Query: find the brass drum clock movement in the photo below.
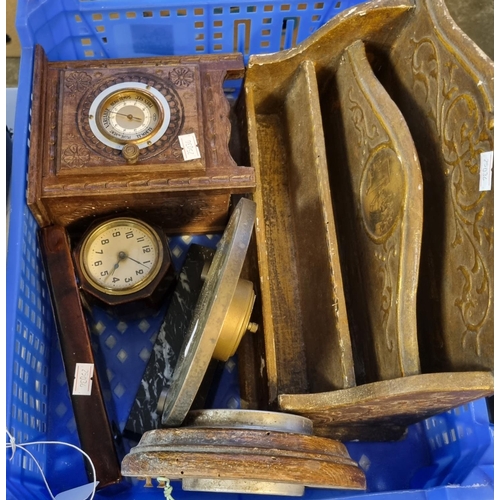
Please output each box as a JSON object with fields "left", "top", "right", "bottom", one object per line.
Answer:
{"left": 27, "top": 45, "right": 255, "bottom": 234}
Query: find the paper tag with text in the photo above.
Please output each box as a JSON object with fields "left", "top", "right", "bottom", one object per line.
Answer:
{"left": 479, "top": 151, "right": 494, "bottom": 191}
{"left": 72, "top": 363, "right": 94, "bottom": 396}
{"left": 178, "top": 133, "right": 201, "bottom": 161}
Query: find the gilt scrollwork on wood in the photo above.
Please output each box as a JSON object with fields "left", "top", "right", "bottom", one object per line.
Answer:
{"left": 410, "top": 34, "right": 493, "bottom": 362}
{"left": 378, "top": 0, "right": 495, "bottom": 372}
{"left": 330, "top": 40, "right": 423, "bottom": 383}
{"left": 361, "top": 145, "right": 405, "bottom": 352}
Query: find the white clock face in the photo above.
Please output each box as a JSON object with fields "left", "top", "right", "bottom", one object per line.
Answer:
{"left": 88, "top": 82, "right": 171, "bottom": 150}
{"left": 80, "top": 218, "right": 163, "bottom": 295}
{"left": 101, "top": 91, "right": 161, "bottom": 142}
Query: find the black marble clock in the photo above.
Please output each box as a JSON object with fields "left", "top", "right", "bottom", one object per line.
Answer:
{"left": 125, "top": 244, "right": 215, "bottom": 437}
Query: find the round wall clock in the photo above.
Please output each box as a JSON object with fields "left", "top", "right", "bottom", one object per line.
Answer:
{"left": 74, "top": 216, "right": 175, "bottom": 312}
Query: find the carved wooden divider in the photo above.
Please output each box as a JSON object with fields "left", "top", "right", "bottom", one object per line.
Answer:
{"left": 376, "top": 0, "right": 494, "bottom": 376}
{"left": 243, "top": 0, "right": 493, "bottom": 440}
{"left": 245, "top": 59, "right": 355, "bottom": 405}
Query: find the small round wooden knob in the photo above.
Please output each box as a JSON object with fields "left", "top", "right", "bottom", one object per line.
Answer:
{"left": 122, "top": 143, "right": 140, "bottom": 164}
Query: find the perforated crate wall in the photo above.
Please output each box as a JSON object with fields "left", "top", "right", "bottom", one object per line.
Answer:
{"left": 16, "top": 0, "right": 366, "bottom": 64}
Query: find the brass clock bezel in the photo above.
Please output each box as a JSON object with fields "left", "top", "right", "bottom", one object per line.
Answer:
{"left": 78, "top": 217, "right": 165, "bottom": 297}
{"left": 88, "top": 82, "right": 171, "bottom": 150}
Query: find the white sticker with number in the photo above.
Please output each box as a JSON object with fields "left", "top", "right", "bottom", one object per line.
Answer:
{"left": 72, "top": 363, "right": 94, "bottom": 396}
{"left": 178, "top": 133, "right": 201, "bottom": 161}
{"left": 479, "top": 151, "right": 494, "bottom": 191}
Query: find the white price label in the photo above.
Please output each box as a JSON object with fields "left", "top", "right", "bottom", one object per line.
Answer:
{"left": 479, "top": 151, "right": 494, "bottom": 191}
{"left": 72, "top": 363, "right": 94, "bottom": 396}
{"left": 178, "top": 133, "right": 201, "bottom": 161}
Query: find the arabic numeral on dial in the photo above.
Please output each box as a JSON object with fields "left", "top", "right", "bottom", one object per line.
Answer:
{"left": 112, "top": 277, "right": 120, "bottom": 283}
{"left": 125, "top": 277, "right": 133, "bottom": 283}
{"left": 100, "top": 270, "right": 108, "bottom": 277}
{"left": 136, "top": 269, "right": 144, "bottom": 275}
{"left": 126, "top": 231, "right": 134, "bottom": 239}
{"left": 101, "top": 239, "right": 109, "bottom": 245}
{"left": 143, "top": 246, "right": 151, "bottom": 253}
{"left": 112, "top": 231, "right": 121, "bottom": 238}
{"left": 94, "top": 260, "right": 102, "bottom": 266}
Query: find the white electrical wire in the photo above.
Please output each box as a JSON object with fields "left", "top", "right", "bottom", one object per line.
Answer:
{"left": 6, "top": 429, "right": 98, "bottom": 500}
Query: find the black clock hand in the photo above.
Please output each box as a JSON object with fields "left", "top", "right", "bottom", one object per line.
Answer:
{"left": 126, "top": 255, "right": 151, "bottom": 269}
{"left": 104, "top": 252, "right": 127, "bottom": 281}
{"left": 108, "top": 111, "right": 142, "bottom": 122}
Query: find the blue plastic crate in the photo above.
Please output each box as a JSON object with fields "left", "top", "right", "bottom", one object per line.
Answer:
{"left": 6, "top": 0, "right": 493, "bottom": 499}
{"left": 15, "top": 0, "right": 365, "bottom": 65}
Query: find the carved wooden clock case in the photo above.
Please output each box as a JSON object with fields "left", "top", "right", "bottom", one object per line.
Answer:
{"left": 27, "top": 45, "right": 255, "bottom": 235}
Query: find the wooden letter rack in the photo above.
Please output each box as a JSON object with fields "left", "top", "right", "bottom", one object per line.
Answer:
{"left": 243, "top": 0, "right": 494, "bottom": 441}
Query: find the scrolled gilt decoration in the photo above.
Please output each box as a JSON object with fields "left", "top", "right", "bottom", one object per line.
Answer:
{"left": 244, "top": 0, "right": 493, "bottom": 442}
{"left": 410, "top": 36, "right": 492, "bottom": 358}
{"left": 382, "top": 0, "right": 494, "bottom": 372}
{"left": 330, "top": 40, "right": 422, "bottom": 383}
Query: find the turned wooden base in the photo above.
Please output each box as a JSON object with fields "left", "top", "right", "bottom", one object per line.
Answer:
{"left": 121, "top": 410, "right": 366, "bottom": 495}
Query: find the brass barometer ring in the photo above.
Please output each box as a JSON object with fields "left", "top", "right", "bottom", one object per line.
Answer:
{"left": 88, "top": 81, "right": 171, "bottom": 150}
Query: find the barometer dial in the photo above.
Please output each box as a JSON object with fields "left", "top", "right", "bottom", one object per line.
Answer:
{"left": 88, "top": 82, "right": 171, "bottom": 150}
